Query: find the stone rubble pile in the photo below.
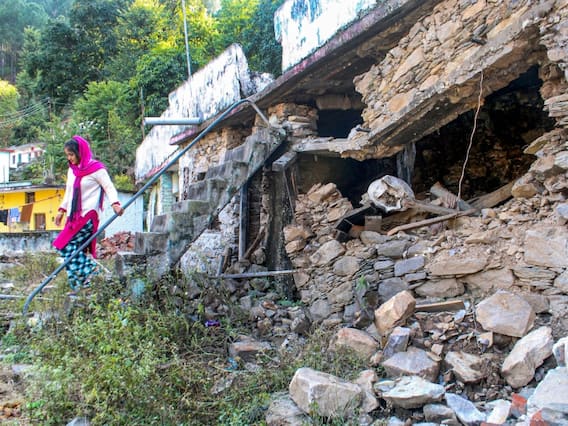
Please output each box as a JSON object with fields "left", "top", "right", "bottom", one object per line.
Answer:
{"left": 258, "top": 125, "right": 567, "bottom": 424}
{"left": 182, "top": 142, "right": 567, "bottom": 425}
{"left": 172, "top": 98, "right": 568, "bottom": 426}
{"left": 97, "top": 231, "right": 135, "bottom": 259}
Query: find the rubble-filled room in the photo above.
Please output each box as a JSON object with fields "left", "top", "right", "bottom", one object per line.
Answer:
{"left": 412, "top": 65, "right": 556, "bottom": 201}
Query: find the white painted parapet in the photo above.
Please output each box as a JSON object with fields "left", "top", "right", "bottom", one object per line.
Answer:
{"left": 135, "top": 44, "right": 273, "bottom": 182}
{"left": 274, "top": 0, "right": 379, "bottom": 71}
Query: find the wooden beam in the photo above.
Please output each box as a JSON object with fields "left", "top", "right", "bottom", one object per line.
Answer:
{"left": 468, "top": 181, "right": 513, "bottom": 210}
{"left": 404, "top": 199, "right": 463, "bottom": 216}
{"left": 238, "top": 184, "right": 248, "bottom": 261}
{"left": 387, "top": 208, "right": 477, "bottom": 236}
{"left": 415, "top": 299, "right": 466, "bottom": 312}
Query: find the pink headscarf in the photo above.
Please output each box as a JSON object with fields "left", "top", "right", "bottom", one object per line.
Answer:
{"left": 69, "top": 135, "right": 105, "bottom": 177}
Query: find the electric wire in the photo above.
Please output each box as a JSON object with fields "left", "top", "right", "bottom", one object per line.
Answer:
{"left": 0, "top": 98, "right": 51, "bottom": 128}
{"left": 457, "top": 71, "right": 484, "bottom": 203}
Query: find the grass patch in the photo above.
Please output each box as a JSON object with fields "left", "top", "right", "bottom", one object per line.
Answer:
{"left": 1, "top": 254, "right": 375, "bottom": 425}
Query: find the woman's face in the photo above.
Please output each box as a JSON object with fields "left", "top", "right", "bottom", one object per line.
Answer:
{"left": 64, "top": 147, "right": 79, "bottom": 165}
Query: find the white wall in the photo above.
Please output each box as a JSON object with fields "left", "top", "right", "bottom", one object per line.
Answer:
{"left": 0, "top": 152, "right": 10, "bottom": 183}
{"left": 99, "top": 191, "right": 144, "bottom": 236}
{"left": 135, "top": 44, "right": 273, "bottom": 182}
{"left": 274, "top": 0, "right": 380, "bottom": 71}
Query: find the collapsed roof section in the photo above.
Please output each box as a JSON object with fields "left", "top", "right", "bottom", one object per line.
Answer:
{"left": 152, "top": 0, "right": 444, "bottom": 147}
{"left": 340, "top": 0, "right": 561, "bottom": 161}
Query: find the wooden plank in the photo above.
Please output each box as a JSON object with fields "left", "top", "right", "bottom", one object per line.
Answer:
{"left": 404, "top": 199, "right": 462, "bottom": 216}
{"left": 243, "top": 226, "right": 266, "bottom": 260}
{"left": 213, "top": 269, "right": 298, "bottom": 279}
{"left": 415, "top": 299, "right": 466, "bottom": 312}
{"left": 238, "top": 184, "right": 248, "bottom": 261}
{"left": 386, "top": 208, "right": 477, "bottom": 236}
{"left": 468, "top": 181, "right": 513, "bottom": 209}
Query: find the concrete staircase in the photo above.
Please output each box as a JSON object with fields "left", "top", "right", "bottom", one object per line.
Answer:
{"left": 115, "top": 126, "right": 286, "bottom": 281}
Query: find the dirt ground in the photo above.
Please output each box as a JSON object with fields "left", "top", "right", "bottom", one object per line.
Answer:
{"left": 0, "top": 365, "right": 25, "bottom": 423}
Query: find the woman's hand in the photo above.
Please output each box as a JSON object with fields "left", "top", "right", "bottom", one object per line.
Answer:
{"left": 55, "top": 211, "right": 64, "bottom": 226}
{"left": 112, "top": 203, "right": 124, "bottom": 216}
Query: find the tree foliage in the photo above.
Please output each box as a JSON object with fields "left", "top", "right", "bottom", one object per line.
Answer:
{"left": 215, "top": 0, "right": 259, "bottom": 51}
{"left": 132, "top": 47, "right": 187, "bottom": 118}
{"left": 72, "top": 80, "right": 139, "bottom": 177}
{"left": 4, "top": 0, "right": 285, "bottom": 184}
{"left": 0, "top": 80, "right": 20, "bottom": 146}
{"left": 107, "top": 0, "right": 172, "bottom": 82}
{"left": 0, "top": 0, "right": 48, "bottom": 82}
{"left": 178, "top": 0, "right": 220, "bottom": 71}
{"left": 240, "top": 0, "right": 283, "bottom": 75}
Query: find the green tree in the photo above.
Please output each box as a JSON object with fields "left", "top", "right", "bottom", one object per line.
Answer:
{"left": 72, "top": 80, "right": 139, "bottom": 177}
{"left": 23, "top": 0, "right": 132, "bottom": 107}
{"left": 132, "top": 46, "right": 187, "bottom": 118}
{"left": 215, "top": 0, "right": 258, "bottom": 51}
{"left": 107, "top": 0, "right": 171, "bottom": 82}
{"left": 68, "top": 0, "right": 131, "bottom": 83}
{"left": 23, "top": 18, "right": 82, "bottom": 105}
{"left": 0, "top": 80, "right": 21, "bottom": 146}
{"left": 34, "top": 0, "right": 73, "bottom": 19}
{"left": 178, "top": 0, "right": 220, "bottom": 71}
{"left": 0, "top": 0, "right": 47, "bottom": 81}
{"left": 240, "top": 0, "right": 283, "bottom": 75}
{"left": 13, "top": 28, "right": 51, "bottom": 144}
{"left": 36, "top": 119, "right": 81, "bottom": 183}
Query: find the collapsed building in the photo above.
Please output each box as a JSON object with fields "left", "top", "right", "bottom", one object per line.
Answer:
{"left": 128, "top": 0, "right": 568, "bottom": 423}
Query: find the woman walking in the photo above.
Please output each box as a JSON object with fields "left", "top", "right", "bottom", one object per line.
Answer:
{"left": 53, "top": 135, "right": 124, "bottom": 291}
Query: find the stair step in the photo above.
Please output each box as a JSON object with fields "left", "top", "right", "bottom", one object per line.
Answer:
{"left": 185, "top": 178, "right": 227, "bottom": 202}
{"left": 115, "top": 251, "right": 147, "bottom": 279}
{"left": 224, "top": 143, "right": 249, "bottom": 162}
{"left": 165, "top": 214, "right": 210, "bottom": 262}
{"left": 134, "top": 231, "right": 168, "bottom": 255}
{"left": 146, "top": 128, "right": 287, "bottom": 273}
{"left": 172, "top": 199, "right": 210, "bottom": 215}
{"left": 204, "top": 160, "right": 249, "bottom": 181}
{"left": 150, "top": 214, "right": 169, "bottom": 232}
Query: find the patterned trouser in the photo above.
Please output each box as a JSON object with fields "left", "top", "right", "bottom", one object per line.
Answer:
{"left": 58, "top": 220, "right": 98, "bottom": 290}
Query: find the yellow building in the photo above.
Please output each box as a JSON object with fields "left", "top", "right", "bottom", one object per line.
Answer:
{"left": 0, "top": 182, "right": 65, "bottom": 232}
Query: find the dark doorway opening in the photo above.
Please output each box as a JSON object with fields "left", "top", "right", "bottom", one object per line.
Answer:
{"left": 412, "top": 65, "right": 555, "bottom": 201}
{"left": 317, "top": 109, "right": 363, "bottom": 138}
{"left": 296, "top": 154, "right": 397, "bottom": 206}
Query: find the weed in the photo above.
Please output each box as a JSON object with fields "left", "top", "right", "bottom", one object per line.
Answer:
{"left": 1, "top": 254, "right": 379, "bottom": 425}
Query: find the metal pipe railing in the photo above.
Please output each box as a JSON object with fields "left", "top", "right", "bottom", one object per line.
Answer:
{"left": 23, "top": 98, "right": 272, "bottom": 315}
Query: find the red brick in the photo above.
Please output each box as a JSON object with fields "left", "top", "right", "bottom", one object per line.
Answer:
{"left": 511, "top": 393, "right": 527, "bottom": 418}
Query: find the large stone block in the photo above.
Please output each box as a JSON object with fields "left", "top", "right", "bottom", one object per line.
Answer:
{"left": 476, "top": 291, "right": 535, "bottom": 337}
{"left": 289, "top": 367, "right": 363, "bottom": 418}
{"left": 524, "top": 226, "right": 568, "bottom": 268}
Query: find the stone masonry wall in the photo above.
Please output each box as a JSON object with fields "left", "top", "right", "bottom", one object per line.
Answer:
{"left": 277, "top": 0, "right": 568, "bottom": 334}
{"left": 178, "top": 127, "right": 249, "bottom": 198}
{"left": 344, "top": 0, "right": 567, "bottom": 160}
